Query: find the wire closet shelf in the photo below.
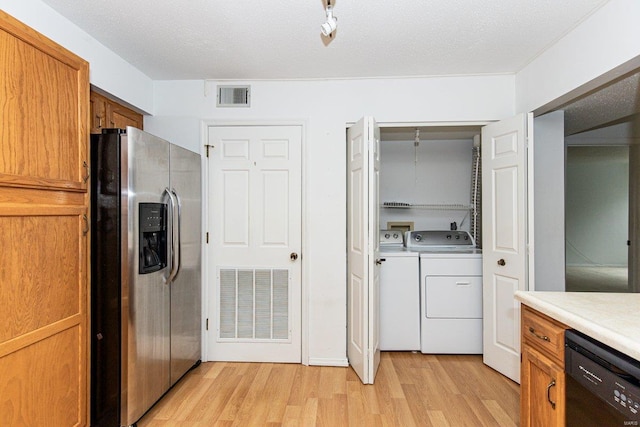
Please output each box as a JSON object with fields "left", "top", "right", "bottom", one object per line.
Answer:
{"left": 381, "top": 202, "right": 473, "bottom": 211}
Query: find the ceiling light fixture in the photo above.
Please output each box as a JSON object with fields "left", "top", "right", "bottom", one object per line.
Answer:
{"left": 321, "top": 2, "right": 337, "bottom": 37}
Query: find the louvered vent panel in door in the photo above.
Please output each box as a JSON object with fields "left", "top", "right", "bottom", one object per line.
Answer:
{"left": 237, "top": 269, "right": 254, "bottom": 338}
{"left": 219, "top": 269, "right": 237, "bottom": 338}
{"left": 218, "top": 268, "right": 289, "bottom": 340}
{"left": 255, "top": 270, "right": 271, "bottom": 339}
{"left": 273, "top": 269, "right": 289, "bottom": 339}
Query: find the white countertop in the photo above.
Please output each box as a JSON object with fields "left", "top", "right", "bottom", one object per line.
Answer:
{"left": 515, "top": 291, "right": 640, "bottom": 361}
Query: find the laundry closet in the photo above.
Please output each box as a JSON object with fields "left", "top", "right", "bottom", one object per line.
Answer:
{"left": 378, "top": 125, "right": 484, "bottom": 355}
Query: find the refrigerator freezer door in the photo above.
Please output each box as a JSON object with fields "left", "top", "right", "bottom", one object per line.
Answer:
{"left": 169, "top": 144, "right": 202, "bottom": 385}
{"left": 90, "top": 130, "right": 123, "bottom": 426}
{"left": 122, "top": 127, "right": 172, "bottom": 426}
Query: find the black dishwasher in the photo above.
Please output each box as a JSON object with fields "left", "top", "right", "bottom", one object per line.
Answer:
{"left": 565, "top": 329, "right": 640, "bottom": 426}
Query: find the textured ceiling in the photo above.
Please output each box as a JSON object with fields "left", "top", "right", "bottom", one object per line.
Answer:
{"left": 40, "top": 0, "right": 609, "bottom": 80}
{"left": 563, "top": 72, "right": 640, "bottom": 136}
{"left": 40, "top": 0, "right": 640, "bottom": 136}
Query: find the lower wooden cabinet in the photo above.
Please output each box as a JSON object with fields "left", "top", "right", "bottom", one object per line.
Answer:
{"left": 520, "top": 305, "right": 568, "bottom": 427}
{"left": 0, "top": 187, "right": 89, "bottom": 427}
{"left": 521, "top": 344, "right": 565, "bottom": 426}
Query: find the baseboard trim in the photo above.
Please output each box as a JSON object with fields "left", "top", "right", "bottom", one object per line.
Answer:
{"left": 308, "top": 357, "right": 349, "bottom": 367}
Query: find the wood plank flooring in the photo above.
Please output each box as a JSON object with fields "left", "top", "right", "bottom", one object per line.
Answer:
{"left": 138, "top": 352, "right": 520, "bottom": 426}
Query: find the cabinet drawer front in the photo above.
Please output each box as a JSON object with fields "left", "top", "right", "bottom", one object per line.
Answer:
{"left": 522, "top": 306, "right": 566, "bottom": 363}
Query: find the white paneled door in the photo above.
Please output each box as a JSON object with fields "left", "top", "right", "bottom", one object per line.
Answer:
{"left": 347, "top": 117, "right": 381, "bottom": 384}
{"left": 206, "top": 125, "right": 302, "bottom": 362}
{"left": 481, "top": 113, "right": 528, "bottom": 383}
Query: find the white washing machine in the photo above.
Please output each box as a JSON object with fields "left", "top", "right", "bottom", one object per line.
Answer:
{"left": 379, "top": 230, "right": 420, "bottom": 351}
{"left": 405, "top": 230, "right": 483, "bottom": 354}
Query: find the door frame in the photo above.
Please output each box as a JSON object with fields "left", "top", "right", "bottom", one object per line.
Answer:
{"left": 345, "top": 118, "right": 537, "bottom": 375}
{"left": 200, "top": 119, "right": 309, "bottom": 365}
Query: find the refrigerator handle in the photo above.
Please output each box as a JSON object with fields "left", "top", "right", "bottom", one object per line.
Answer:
{"left": 171, "top": 188, "right": 182, "bottom": 280}
{"left": 163, "top": 187, "right": 180, "bottom": 284}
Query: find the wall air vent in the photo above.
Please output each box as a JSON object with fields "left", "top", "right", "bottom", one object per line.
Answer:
{"left": 217, "top": 85, "right": 251, "bottom": 107}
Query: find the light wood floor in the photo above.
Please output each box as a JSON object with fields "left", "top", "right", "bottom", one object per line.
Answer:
{"left": 138, "top": 352, "right": 520, "bottom": 426}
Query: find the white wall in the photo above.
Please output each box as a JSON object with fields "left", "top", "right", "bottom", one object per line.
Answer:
{"left": 532, "top": 111, "right": 565, "bottom": 291}
{"left": 0, "top": 0, "right": 154, "bottom": 113}
{"left": 516, "top": 0, "right": 640, "bottom": 113}
{"left": 565, "top": 146, "right": 629, "bottom": 267}
{"left": 379, "top": 138, "right": 474, "bottom": 232}
{"left": 146, "top": 76, "right": 515, "bottom": 364}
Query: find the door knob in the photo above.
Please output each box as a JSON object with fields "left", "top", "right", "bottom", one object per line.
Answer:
{"left": 497, "top": 258, "right": 506, "bottom": 266}
{"left": 375, "top": 258, "right": 386, "bottom": 265}
{"left": 290, "top": 252, "right": 298, "bottom": 261}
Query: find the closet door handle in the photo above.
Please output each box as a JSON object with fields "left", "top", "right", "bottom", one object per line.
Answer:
{"left": 497, "top": 258, "right": 506, "bottom": 266}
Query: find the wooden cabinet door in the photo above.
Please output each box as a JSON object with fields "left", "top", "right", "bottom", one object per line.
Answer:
{"left": 90, "top": 92, "right": 107, "bottom": 134}
{"left": 0, "top": 10, "right": 89, "bottom": 426}
{"left": 0, "top": 195, "right": 88, "bottom": 426}
{"left": 89, "top": 91, "right": 143, "bottom": 133}
{"left": 521, "top": 344, "right": 565, "bottom": 427}
{"left": 0, "top": 12, "right": 89, "bottom": 192}
{"left": 108, "top": 102, "right": 142, "bottom": 129}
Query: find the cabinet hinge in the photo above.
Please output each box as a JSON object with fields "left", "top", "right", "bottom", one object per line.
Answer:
{"left": 206, "top": 318, "right": 209, "bottom": 330}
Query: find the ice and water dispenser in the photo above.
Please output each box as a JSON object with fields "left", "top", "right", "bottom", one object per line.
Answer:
{"left": 139, "top": 203, "right": 167, "bottom": 274}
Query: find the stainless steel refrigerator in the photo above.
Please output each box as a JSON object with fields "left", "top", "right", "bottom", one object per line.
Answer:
{"left": 90, "top": 127, "right": 201, "bottom": 426}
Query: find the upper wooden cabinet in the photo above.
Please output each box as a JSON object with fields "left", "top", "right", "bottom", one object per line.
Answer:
{"left": 0, "top": 10, "right": 89, "bottom": 427}
{"left": 90, "top": 91, "right": 143, "bottom": 133}
{"left": 0, "top": 12, "right": 89, "bottom": 192}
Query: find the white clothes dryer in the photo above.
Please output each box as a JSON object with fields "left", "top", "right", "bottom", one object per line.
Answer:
{"left": 406, "top": 230, "right": 483, "bottom": 354}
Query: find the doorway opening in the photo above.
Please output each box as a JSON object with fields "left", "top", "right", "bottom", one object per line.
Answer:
{"left": 549, "top": 69, "right": 640, "bottom": 293}
{"left": 565, "top": 144, "right": 629, "bottom": 292}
